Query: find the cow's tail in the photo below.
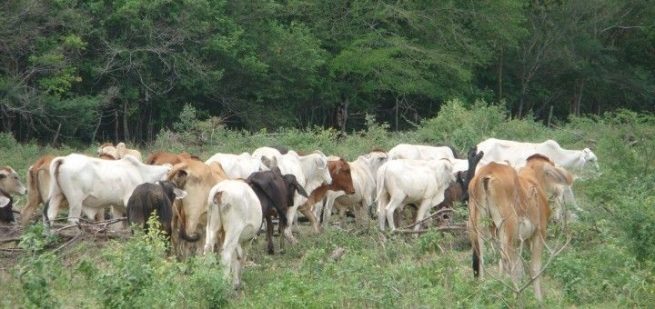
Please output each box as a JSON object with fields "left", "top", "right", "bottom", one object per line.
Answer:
{"left": 469, "top": 174, "right": 493, "bottom": 278}
{"left": 374, "top": 164, "right": 389, "bottom": 226}
{"left": 22, "top": 164, "right": 41, "bottom": 225}
{"left": 43, "top": 157, "right": 65, "bottom": 226}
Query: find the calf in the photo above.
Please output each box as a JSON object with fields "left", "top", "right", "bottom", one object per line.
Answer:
{"left": 127, "top": 181, "right": 187, "bottom": 235}
{"left": 468, "top": 154, "right": 573, "bottom": 301}
{"left": 0, "top": 166, "right": 27, "bottom": 223}
{"left": 247, "top": 167, "right": 308, "bottom": 254}
{"left": 300, "top": 157, "right": 355, "bottom": 232}
{"left": 204, "top": 180, "right": 263, "bottom": 289}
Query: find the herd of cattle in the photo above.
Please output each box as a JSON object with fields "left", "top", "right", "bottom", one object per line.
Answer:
{"left": 0, "top": 139, "right": 598, "bottom": 299}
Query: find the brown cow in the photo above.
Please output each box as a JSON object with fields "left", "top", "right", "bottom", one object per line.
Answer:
{"left": 468, "top": 154, "right": 572, "bottom": 301}
{"left": 247, "top": 167, "right": 308, "bottom": 254}
{"left": 299, "top": 157, "right": 355, "bottom": 232}
{"left": 0, "top": 166, "right": 27, "bottom": 223}
{"left": 146, "top": 151, "right": 201, "bottom": 165}
{"left": 168, "top": 159, "right": 227, "bottom": 256}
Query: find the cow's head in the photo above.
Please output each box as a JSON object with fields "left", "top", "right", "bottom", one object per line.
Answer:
{"left": 582, "top": 148, "right": 599, "bottom": 170}
{"left": 362, "top": 150, "right": 388, "bottom": 174}
{"left": 98, "top": 143, "right": 118, "bottom": 159}
{"left": 328, "top": 158, "right": 355, "bottom": 194}
{"left": 312, "top": 152, "right": 332, "bottom": 185}
{"left": 0, "top": 167, "right": 26, "bottom": 195}
{"left": 168, "top": 161, "right": 226, "bottom": 243}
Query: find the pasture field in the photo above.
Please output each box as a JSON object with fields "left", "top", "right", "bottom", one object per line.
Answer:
{"left": 1, "top": 100, "right": 655, "bottom": 308}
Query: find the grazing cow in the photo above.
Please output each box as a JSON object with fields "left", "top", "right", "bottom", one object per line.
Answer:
{"left": 476, "top": 138, "right": 598, "bottom": 171}
{"left": 0, "top": 166, "right": 27, "bottom": 223}
{"left": 205, "top": 152, "right": 265, "bottom": 179}
{"left": 127, "top": 181, "right": 187, "bottom": 236}
{"left": 98, "top": 142, "right": 143, "bottom": 161}
{"left": 257, "top": 150, "right": 332, "bottom": 241}
{"left": 167, "top": 160, "right": 228, "bottom": 243}
{"left": 468, "top": 154, "right": 573, "bottom": 301}
{"left": 376, "top": 159, "right": 454, "bottom": 231}
{"left": 300, "top": 157, "right": 355, "bottom": 231}
{"left": 247, "top": 167, "right": 308, "bottom": 254}
{"left": 146, "top": 151, "right": 201, "bottom": 165}
{"left": 204, "top": 180, "right": 263, "bottom": 289}
{"left": 44, "top": 154, "right": 171, "bottom": 226}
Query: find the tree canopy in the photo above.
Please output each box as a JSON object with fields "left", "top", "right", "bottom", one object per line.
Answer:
{"left": 1, "top": 0, "right": 653, "bottom": 144}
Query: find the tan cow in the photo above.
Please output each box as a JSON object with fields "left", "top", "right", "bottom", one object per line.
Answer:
{"left": 467, "top": 154, "right": 572, "bottom": 301}
{"left": 98, "top": 142, "right": 142, "bottom": 161}
{"left": 168, "top": 159, "right": 227, "bottom": 257}
{"left": 146, "top": 151, "right": 201, "bottom": 165}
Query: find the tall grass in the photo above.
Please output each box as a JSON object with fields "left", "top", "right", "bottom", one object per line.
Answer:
{"left": 1, "top": 99, "right": 654, "bottom": 307}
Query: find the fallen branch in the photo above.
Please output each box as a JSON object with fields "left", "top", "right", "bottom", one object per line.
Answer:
{"left": 52, "top": 232, "right": 82, "bottom": 253}
{"left": 393, "top": 225, "right": 466, "bottom": 234}
{"left": 0, "top": 237, "right": 21, "bottom": 243}
{"left": 398, "top": 208, "right": 455, "bottom": 230}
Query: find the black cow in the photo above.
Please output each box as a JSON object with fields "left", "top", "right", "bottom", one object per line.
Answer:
{"left": 127, "top": 181, "right": 187, "bottom": 236}
{"left": 0, "top": 190, "right": 13, "bottom": 223}
{"left": 246, "top": 167, "right": 308, "bottom": 254}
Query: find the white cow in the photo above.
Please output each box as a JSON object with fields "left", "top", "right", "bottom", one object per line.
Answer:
{"left": 317, "top": 151, "right": 389, "bottom": 226}
{"left": 476, "top": 138, "right": 599, "bottom": 171}
{"left": 205, "top": 152, "right": 264, "bottom": 179}
{"left": 389, "top": 144, "right": 456, "bottom": 160}
{"left": 476, "top": 138, "right": 598, "bottom": 221}
{"left": 45, "top": 154, "right": 171, "bottom": 226}
{"left": 376, "top": 159, "right": 454, "bottom": 231}
{"left": 204, "top": 180, "right": 262, "bottom": 289}
{"left": 388, "top": 143, "right": 468, "bottom": 173}
{"left": 254, "top": 148, "right": 332, "bottom": 242}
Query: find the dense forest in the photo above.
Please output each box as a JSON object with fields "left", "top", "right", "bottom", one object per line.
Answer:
{"left": 1, "top": 0, "right": 654, "bottom": 144}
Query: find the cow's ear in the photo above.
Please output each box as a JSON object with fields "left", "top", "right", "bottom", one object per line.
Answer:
{"left": 173, "top": 188, "right": 187, "bottom": 200}
{"left": 261, "top": 156, "right": 277, "bottom": 168}
{"left": 544, "top": 165, "right": 573, "bottom": 186}
{"left": 314, "top": 157, "right": 327, "bottom": 169}
{"left": 0, "top": 196, "right": 9, "bottom": 208}
{"left": 213, "top": 191, "right": 223, "bottom": 205}
{"left": 170, "top": 169, "right": 189, "bottom": 187}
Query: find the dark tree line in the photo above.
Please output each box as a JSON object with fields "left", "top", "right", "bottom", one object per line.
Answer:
{"left": 1, "top": 0, "right": 653, "bottom": 144}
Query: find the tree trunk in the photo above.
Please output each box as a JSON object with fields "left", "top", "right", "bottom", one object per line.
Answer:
{"left": 114, "top": 109, "right": 119, "bottom": 143}
{"left": 123, "top": 100, "right": 130, "bottom": 142}
{"left": 497, "top": 47, "right": 504, "bottom": 101}
{"left": 394, "top": 97, "right": 399, "bottom": 131}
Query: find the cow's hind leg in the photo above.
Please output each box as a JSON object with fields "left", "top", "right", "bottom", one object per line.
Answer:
{"left": 385, "top": 193, "right": 405, "bottom": 231}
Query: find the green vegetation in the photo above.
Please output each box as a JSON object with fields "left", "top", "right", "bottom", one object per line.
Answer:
{"left": 1, "top": 0, "right": 654, "bottom": 144}
{"left": 1, "top": 101, "right": 654, "bottom": 307}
